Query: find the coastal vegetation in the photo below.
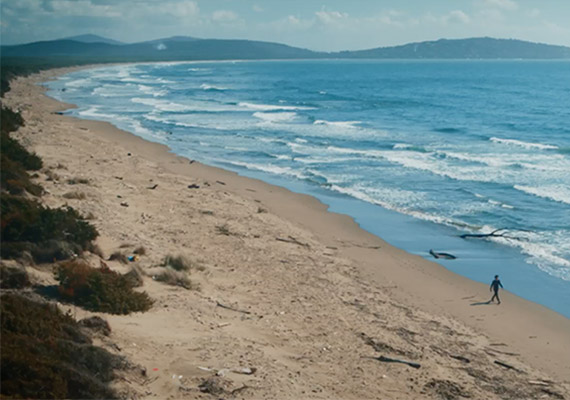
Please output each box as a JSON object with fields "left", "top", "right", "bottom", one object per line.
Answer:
{"left": 1, "top": 81, "right": 152, "bottom": 397}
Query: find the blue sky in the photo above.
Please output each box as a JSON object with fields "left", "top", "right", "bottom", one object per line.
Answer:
{"left": 2, "top": 0, "right": 570, "bottom": 50}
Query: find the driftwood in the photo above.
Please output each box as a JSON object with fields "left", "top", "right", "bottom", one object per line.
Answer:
{"left": 450, "top": 355, "right": 470, "bottom": 363}
{"left": 276, "top": 236, "right": 310, "bottom": 248}
{"left": 429, "top": 249, "right": 456, "bottom": 260}
{"left": 460, "top": 228, "right": 531, "bottom": 241}
{"left": 363, "top": 355, "right": 421, "bottom": 369}
{"left": 494, "top": 360, "right": 523, "bottom": 373}
{"left": 216, "top": 301, "right": 251, "bottom": 315}
{"left": 147, "top": 184, "right": 158, "bottom": 190}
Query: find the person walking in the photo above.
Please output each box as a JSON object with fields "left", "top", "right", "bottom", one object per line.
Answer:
{"left": 489, "top": 275, "right": 504, "bottom": 304}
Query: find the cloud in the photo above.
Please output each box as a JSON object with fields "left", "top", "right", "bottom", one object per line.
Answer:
{"left": 482, "top": 0, "right": 518, "bottom": 11}
{"left": 212, "top": 10, "right": 239, "bottom": 23}
{"left": 446, "top": 10, "right": 471, "bottom": 24}
{"left": 252, "top": 5, "right": 263, "bottom": 13}
{"left": 315, "top": 9, "right": 348, "bottom": 25}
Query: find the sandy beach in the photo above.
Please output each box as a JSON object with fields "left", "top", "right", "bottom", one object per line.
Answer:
{"left": 3, "top": 67, "right": 570, "bottom": 399}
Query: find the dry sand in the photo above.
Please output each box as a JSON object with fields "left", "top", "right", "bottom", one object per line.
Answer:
{"left": 3, "top": 67, "right": 570, "bottom": 399}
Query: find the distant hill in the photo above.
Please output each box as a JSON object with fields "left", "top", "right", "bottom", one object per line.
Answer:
{"left": 2, "top": 36, "right": 569, "bottom": 61}
{"left": 1, "top": 37, "right": 321, "bottom": 61}
{"left": 62, "top": 34, "right": 123, "bottom": 45}
{"left": 337, "top": 37, "right": 570, "bottom": 59}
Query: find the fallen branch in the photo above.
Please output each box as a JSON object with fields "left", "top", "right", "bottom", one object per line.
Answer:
{"left": 216, "top": 301, "right": 251, "bottom": 315}
{"left": 276, "top": 236, "right": 310, "bottom": 248}
{"left": 450, "top": 355, "right": 470, "bottom": 363}
{"left": 459, "top": 228, "right": 531, "bottom": 241}
{"left": 362, "top": 355, "right": 421, "bottom": 369}
{"left": 494, "top": 360, "right": 523, "bottom": 373}
{"left": 429, "top": 249, "right": 456, "bottom": 260}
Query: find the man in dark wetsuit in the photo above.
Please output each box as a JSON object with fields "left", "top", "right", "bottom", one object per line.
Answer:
{"left": 489, "top": 275, "right": 504, "bottom": 304}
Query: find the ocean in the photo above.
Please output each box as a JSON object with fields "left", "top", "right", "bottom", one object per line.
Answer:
{"left": 46, "top": 60, "right": 570, "bottom": 317}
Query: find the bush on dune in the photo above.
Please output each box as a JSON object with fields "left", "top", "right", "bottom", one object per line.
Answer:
{"left": 0, "top": 293, "right": 122, "bottom": 399}
{"left": 55, "top": 260, "right": 153, "bottom": 314}
{"left": 1, "top": 194, "right": 98, "bottom": 262}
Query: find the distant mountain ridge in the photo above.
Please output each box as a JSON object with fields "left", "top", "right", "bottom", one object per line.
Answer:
{"left": 338, "top": 37, "right": 570, "bottom": 59}
{"left": 62, "top": 34, "right": 123, "bottom": 45}
{"left": 2, "top": 36, "right": 569, "bottom": 60}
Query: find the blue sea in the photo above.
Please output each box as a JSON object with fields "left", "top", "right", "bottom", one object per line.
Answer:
{"left": 46, "top": 60, "right": 570, "bottom": 317}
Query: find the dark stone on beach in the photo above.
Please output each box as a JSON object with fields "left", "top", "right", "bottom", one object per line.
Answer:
{"left": 188, "top": 184, "right": 200, "bottom": 189}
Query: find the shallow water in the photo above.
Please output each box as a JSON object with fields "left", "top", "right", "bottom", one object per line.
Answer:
{"left": 46, "top": 60, "right": 570, "bottom": 317}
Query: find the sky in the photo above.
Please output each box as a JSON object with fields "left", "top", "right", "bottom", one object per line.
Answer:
{"left": 2, "top": 0, "right": 570, "bottom": 51}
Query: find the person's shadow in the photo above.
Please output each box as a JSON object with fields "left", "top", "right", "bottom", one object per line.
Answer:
{"left": 470, "top": 300, "right": 492, "bottom": 306}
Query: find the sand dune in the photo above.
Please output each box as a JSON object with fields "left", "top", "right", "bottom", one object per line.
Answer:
{"left": 3, "top": 67, "right": 569, "bottom": 399}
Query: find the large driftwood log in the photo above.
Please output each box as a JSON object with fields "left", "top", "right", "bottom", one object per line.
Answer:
{"left": 459, "top": 228, "right": 531, "bottom": 241}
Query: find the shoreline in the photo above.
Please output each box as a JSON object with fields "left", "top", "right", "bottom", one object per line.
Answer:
{"left": 4, "top": 66, "right": 570, "bottom": 397}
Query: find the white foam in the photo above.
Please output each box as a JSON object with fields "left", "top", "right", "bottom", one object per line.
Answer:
{"left": 225, "top": 160, "right": 307, "bottom": 180}
{"left": 66, "top": 78, "right": 92, "bottom": 88}
{"left": 131, "top": 97, "right": 192, "bottom": 112}
{"left": 138, "top": 85, "right": 167, "bottom": 97}
{"left": 238, "top": 102, "right": 315, "bottom": 111}
{"left": 200, "top": 83, "right": 227, "bottom": 91}
{"left": 78, "top": 107, "right": 120, "bottom": 120}
{"left": 490, "top": 137, "right": 558, "bottom": 150}
{"left": 514, "top": 185, "right": 570, "bottom": 205}
{"left": 314, "top": 119, "right": 361, "bottom": 128}
{"left": 253, "top": 112, "right": 297, "bottom": 123}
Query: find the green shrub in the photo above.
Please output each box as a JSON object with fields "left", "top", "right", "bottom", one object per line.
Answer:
{"left": 1, "top": 194, "right": 98, "bottom": 262}
{"left": 163, "top": 254, "right": 192, "bottom": 271}
{"left": 0, "top": 293, "right": 122, "bottom": 399}
{"left": 108, "top": 251, "right": 128, "bottom": 264}
{"left": 63, "top": 191, "right": 87, "bottom": 200}
{"left": 133, "top": 246, "right": 146, "bottom": 255}
{"left": 0, "top": 264, "right": 30, "bottom": 289}
{"left": 1, "top": 155, "right": 43, "bottom": 196}
{"left": 0, "top": 106, "right": 24, "bottom": 135}
{"left": 155, "top": 267, "right": 192, "bottom": 290}
{"left": 55, "top": 260, "right": 153, "bottom": 314}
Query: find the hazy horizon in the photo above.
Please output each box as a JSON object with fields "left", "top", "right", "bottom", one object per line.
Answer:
{"left": 2, "top": 0, "right": 570, "bottom": 51}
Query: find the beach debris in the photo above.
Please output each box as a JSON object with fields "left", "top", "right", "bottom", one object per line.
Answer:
{"left": 127, "top": 152, "right": 132, "bottom": 156}
{"left": 459, "top": 227, "right": 531, "bottom": 241}
{"left": 363, "top": 355, "right": 421, "bottom": 369}
{"left": 198, "top": 377, "right": 227, "bottom": 395}
{"left": 276, "top": 236, "right": 310, "bottom": 248}
{"left": 147, "top": 184, "right": 158, "bottom": 189}
{"left": 120, "top": 201, "right": 129, "bottom": 207}
{"left": 114, "top": 176, "right": 123, "bottom": 180}
{"left": 216, "top": 180, "right": 226, "bottom": 185}
{"left": 494, "top": 360, "right": 523, "bottom": 373}
{"left": 216, "top": 301, "right": 252, "bottom": 315}
{"left": 233, "top": 367, "right": 256, "bottom": 375}
{"left": 189, "top": 160, "right": 195, "bottom": 164}
{"left": 187, "top": 183, "right": 200, "bottom": 189}
{"left": 429, "top": 249, "right": 456, "bottom": 260}
{"left": 450, "top": 354, "right": 471, "bottom": 363}
{"left": 528, "top": 379, "right": 554, "bottom": 387}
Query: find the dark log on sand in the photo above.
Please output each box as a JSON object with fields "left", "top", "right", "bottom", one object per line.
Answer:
{"left": 363, "top": 355, "right": 421, "bottom": 369}
{"left": 429, "top": 249, "right": 456, "bottom": 260}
